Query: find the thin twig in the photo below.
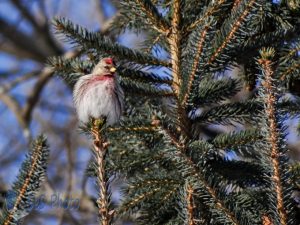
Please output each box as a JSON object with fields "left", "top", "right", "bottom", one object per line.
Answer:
{"left": 0, "top": 70, "right": 40, "bottom": 94}
{"left": 22, "top": 67, "right": 53, "bottom": 124}
{"left": 0, "top": 17, "right": 47, "bottom": 61}
{"left": 0, "top": 91, "right": 30, "bottom": 139}
{"left": 94, "top": 0, "right": 107, "bottom": 25}
{"left": 11, "top": 0, "right": 42, "bottom": 30}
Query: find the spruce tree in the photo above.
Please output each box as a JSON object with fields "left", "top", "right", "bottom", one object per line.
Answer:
{"left": 48, "top": 0, "right": 300, "bottom": 224}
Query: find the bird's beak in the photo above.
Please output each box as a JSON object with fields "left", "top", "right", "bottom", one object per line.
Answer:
{"left": 110, "top": 67, "right": 117, "bottom": 73}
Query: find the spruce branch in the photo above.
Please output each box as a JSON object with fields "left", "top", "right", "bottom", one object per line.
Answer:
{"left": 0, "top": 135, "right": 49, "bottom": 225}
{"left": 108, "top": 126, "right": 156, "bottom": 133}
{"left": 279, "top": 40, "right": 300, "bottom": 64}
{"left": 185, "top": 0, "right": 226, "bottom": 32}
{"left": 120, "top": 174, "right": 181, "bottom": 210}
{"left": 278, "top": 99, "right": 300, "bottom": 118}
{"left": 207, "top": 159, "right": 266, "bottom": 188}
{"left": 115, "top": 0, "right": 170, "bottom": 35}
{"left": 182, "top": 23, "right": 210, "bottom": 105}
{"left": 188, "top": 140, "right": 214, "bottom": 158}
{"left": 120, "top": 77, "right": 174, "bottom": 97}
{"left": 127, "top": 178, "right": 180, "bottom": 192}
{"left": 176, "top": 152, "right": 239, "bottom": 225}
{"left": 207, "top": 0, "right": 257, "bottom": 65}
{"left": 290, "top": 162, "right": 300, "bottom": 182}
{"left": 119, "top": 188, "right": 162, "bottom": 214}
{"left": 232, "top": 0, "right": 243, "bottom": 11}
{"left": 162, "top": 186, "right": 178, "bottom": 202}
{"left": 49, "top": 56, "right": 172, "bottom": 86}
{"left": 192, "top": 100, "right": 262, "bottom": 125}
{"left": 258, "top": 48, "right": 288, "bottom": 225}
{"left": 279, "top": 59, "right": 300, "bottom": 81}
{"left": 189, "top": 77, "right": 240, "bottom": 106}
{"left": 48, "top": 56, "right": 92, "bottom": 85}
{"left": 212, "top": 129, "right": 262, "bottom": 149}
{"left": 53, "top": 18, "right": 168, "bottom": 67}
{"left": 129, "top": 183, "right": 180, "bottom": 225}
{"left": 118, "top": 65, "right": 172, "bottom": 85}
{"left": 109, "top": 116, "right": 159, "bottom": 134}
{"left": 190, "top": 129, "right": 263, "bottom": 159}
{"left": 144, "top": 33, "right": 164, "bottom": 54}
{"left": 90, "top": 118, "right": 113, "bottom": 225}
{"left": 133, "top": 0, "right": 170, "bottom": 33}
{"left": 161, "top": 126, "right": 184, "bottom": 150}
{"left": 48, "top": 56, "right": 93, "bottom": 75}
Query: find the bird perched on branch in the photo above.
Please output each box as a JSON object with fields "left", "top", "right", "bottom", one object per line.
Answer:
{"left": 73, "top": 58, "right": 124, "bottom": 125}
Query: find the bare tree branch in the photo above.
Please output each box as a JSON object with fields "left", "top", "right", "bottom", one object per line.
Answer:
{"left": 0, "top": 70, "right": 40, "bottom": 94}
{"left": 10, "top": 0, "right": 62, "bottom": 55}
{"left": 0, "top": 91, "right": 30, "bottom": 139}
{"left": 0, "top": 17, "right": 47, "bottom": 61}
{"left": 11, "top": 0, "right": 42, "bottom": 30}
{"left": 94, "top": 0, "right": 108, "bottom": 26}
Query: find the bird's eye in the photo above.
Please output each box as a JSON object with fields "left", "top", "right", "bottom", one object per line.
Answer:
{"left": 104, "top": 66, "right": 110, "bottom": 70}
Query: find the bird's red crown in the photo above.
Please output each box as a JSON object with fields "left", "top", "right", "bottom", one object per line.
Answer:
{"left": 105, "top": 58, "right": 114, "bottom": 65}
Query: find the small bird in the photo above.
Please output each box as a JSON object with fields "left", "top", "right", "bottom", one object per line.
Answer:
{"left": 73, "top": 58, "right": 124, "bottom": 125}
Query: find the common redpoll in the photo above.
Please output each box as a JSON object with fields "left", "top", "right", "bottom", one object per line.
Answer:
{"left": 73, "top": 58, "right": 124, "bottom": 125}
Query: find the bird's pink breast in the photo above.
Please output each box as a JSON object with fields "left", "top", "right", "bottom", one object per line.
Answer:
{"left": 85, "top": 75, "right": 114, "bottom": 88}
{"left": 77, "top": 75, "right": 115, "bottom": 98}
{"left": 90, "top": 74, "right": 114, "bottom": 82}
